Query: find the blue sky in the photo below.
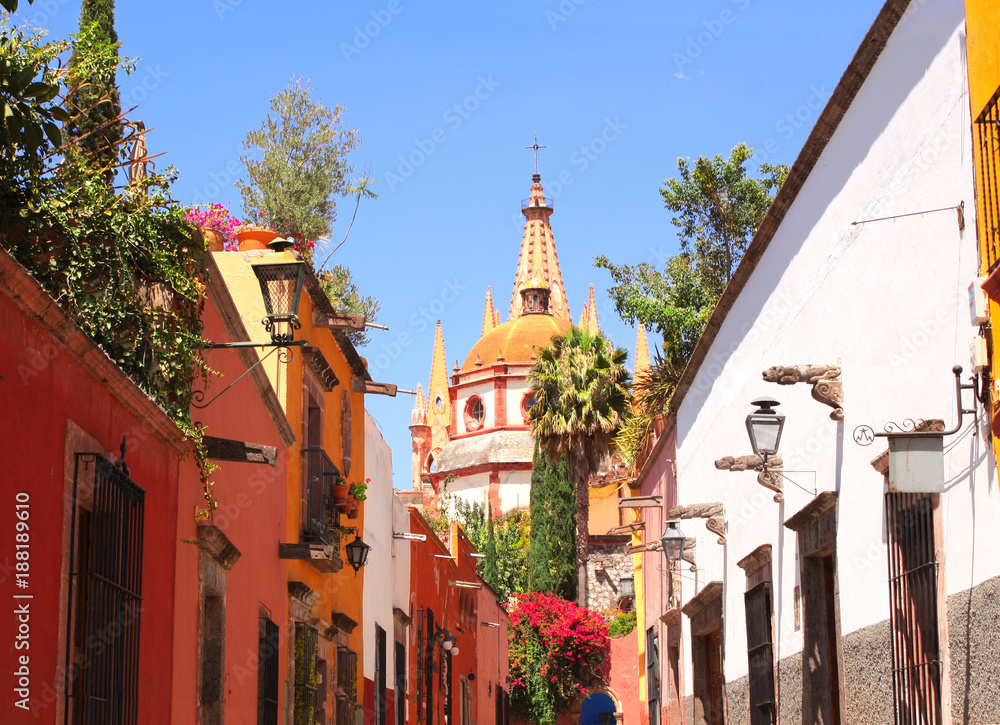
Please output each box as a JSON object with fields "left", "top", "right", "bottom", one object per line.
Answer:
{"left": 20, "top": 0, "right": 886, "bottom": 490}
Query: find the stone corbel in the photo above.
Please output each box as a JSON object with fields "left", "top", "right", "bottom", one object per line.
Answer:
{"left": 762, "top": 364, "right": 844, "bottom": 420}
{"left": 682, "top": 538, "right": 697, "bottom": 572}
{"left": 715, "top": 454, "right": 784, "bottom": 503}
{"left": 668, "top": 503, "right": 727, "bottom": 546}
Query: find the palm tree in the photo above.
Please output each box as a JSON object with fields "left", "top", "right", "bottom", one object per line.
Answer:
{"left": 528, "top": 327, "right": 631, "bottom": 606}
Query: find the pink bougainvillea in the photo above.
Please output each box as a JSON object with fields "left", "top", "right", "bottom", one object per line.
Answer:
{"left": 184, "top": 204, "right": 242, "bottom": 251}
{"left": 507, "top": 592, "right": 611, "bottom": 725}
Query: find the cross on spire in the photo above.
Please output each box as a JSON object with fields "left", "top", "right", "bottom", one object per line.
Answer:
{"left": 524, "top": 134, "right": 547, "bottom": 174}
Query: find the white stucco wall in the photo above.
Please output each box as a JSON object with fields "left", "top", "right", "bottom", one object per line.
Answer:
{"left": 363, "top": 411, "right": 399, "bottom": 690}
{"left": 671, "top": 0, "right": 1000, "bottom": 690}
{"left": 497, "top": 469, "right": 532, "bottom": 512}
{"left": 506, "top": 377, "right": 533, "bottom": 426}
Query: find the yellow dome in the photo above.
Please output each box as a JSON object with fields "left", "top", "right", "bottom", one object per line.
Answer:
{"left": 461, "top": 314, "right": 572, "bottom": 371}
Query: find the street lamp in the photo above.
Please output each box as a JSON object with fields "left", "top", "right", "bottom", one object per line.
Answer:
{"left": 252, "top": 239, "right": 307, "bottom": 345}
{"left": 195, "top": 239, "right": 309, "bottom": 410}
{"left": 660, "top": 520, "right": 686, "bottom": 564}
{"left": 746, "top": 397, "right": 785, "bottom": 463}
{"left": 345, "top": 533, "right": 371, "bottom": 574}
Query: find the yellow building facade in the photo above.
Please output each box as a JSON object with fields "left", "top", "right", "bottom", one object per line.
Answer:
{"left": 214, "top": 248, "right": 372, "bottom": 723}
{"left": 966, "top": 0, "right": 1000, "bottom": 481}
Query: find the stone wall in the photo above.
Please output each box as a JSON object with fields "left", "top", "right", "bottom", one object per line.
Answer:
{"left": 717, "top": 576, "right": 1000, "bottom": 724}
{"left": 587, "top": 537, "right": 634, "bottom": 611}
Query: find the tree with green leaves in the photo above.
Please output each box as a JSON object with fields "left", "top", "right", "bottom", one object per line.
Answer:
{"left": 437, "top": 497, "right": 528, "bottom": 602}
{"left": 596, "top": 144, "right": 787, "bottom": 467}
{"left": 65, "top": 0, "right": 122, "bottom": 176}
{"left": 527, "top": 443, "right": 576, "bottom": 601}
{"left": 237, "top": 77, "right": 362, "bottom": 250}
{"left": 481, "top": 505, "right": 499, "bottom": 587}
{"left": 528, "top": 328, "right": 631, "bottom": 606}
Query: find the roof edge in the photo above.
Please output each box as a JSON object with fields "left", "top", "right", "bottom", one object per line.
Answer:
{"left": 303, "top": 268, "right": 372, "bottom": 382}
{"left": 0, "top": 244, "right": 188, "bottom": 453}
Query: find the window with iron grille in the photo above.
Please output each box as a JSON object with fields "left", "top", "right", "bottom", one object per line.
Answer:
{"left": 425, "top": 610, "right": 435, "bottom": 725}
{"left": 337, "top": 646, "right": 359, "bottom": 704}
{"left": 316, "top": 652, "right": 329, "bottom": 725}
{"left": 975, "top": 86, "right": 1000, "bottom": 270}
{"left": 376, "top": 626, "right": 387, "bottom": 725}
{"left": 646, "top": 626, "right": 660, "bottom": 725}
{"left": 65, "top": 453, "right": 145, "bottom": 725}
{"left": 301, "top": 447, "right": 341, "bottom": 545}
{"left": 395, "top": 641, "right": 407, "bottom": 725}
{"left": 416, "top": 613, "right": 425, "bottom": 724}
{"left": 295, "top": 623, "right": 320, "bottom": 725}
{"left": 886, "top": 493, "right": 943, "bottom": 725}
{"left": 258, "top": 617, "right": 280, "bottom": 725}
{"left": 744, "top": 582, "right": 776, "bottom": 725}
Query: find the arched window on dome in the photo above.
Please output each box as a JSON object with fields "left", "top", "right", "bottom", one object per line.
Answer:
{"left": 521, "top": 391, "right": 536, "bottom": 424}
{"left": 464, "top": 396, "right": 485, "bottom": 432}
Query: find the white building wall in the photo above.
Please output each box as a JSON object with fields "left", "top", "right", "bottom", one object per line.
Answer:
{"left": 363, "top": 412, "right": 397, "bottom": 691}
{"left": 506, "top": 377, "right": 532, "bottom": 426}
{"left": 497, "top": 469, "right": 532, "bottom": 512}
{"left": 672, "top": 0, "right": 1000, "bottom": 691}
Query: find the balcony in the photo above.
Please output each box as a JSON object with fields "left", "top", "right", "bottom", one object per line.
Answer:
{"left": 975, "top": 86, "right": 1000, "bottom": 271}
{"left": 278, "top": 447, "right": 343, "bottom": 573}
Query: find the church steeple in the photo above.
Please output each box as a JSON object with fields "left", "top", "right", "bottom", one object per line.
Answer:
{"left": 585, "top": 284, "right": 599, "bottom": 333}
{"left": 482, "top": 287, "right": 496, "bottom": 336}
{"left": 426, "top": 321, "right": 451, "bottom": 434}
{"left": 509, "top": 174, "right": 571, "bottom": 321}
{"left": 412, "top": 383, "right": 427, "bottom": 425}
{"left": 577, "top": 285, "right": 600, "bottom": 333}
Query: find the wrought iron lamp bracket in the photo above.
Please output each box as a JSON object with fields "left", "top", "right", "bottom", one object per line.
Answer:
{"left": 873, "top": 366, "right": 978, "bottom": 440}
{"left": 193, "top": 342, "right": 304, "bottom": 409}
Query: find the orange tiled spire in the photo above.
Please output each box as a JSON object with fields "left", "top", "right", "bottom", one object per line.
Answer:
{"left": 635, "top": 324, "right": 651, "bottom": 380}
{"left": 412, "top": 383, "right": 427, "bottom": 425}
{"left": 427, "top": 321, "right": 452, "bottom": 435}
{"left": 482, "top": 287, "right": 496, "bottom": 336}
{"left": 509, "top": 174, "right": 571, "bottom": 321}
{"left": 578, "top": 303, "right": 590, "bottom": 330}
{"left": 585, "top": 284, "right": 599, "bottom": 334}
{"left": 494, "top": 310, "right": 501, "bottom": 327}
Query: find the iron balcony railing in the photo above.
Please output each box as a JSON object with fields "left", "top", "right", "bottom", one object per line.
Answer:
{"left": 301, "top": 447, "right": 341, "bottom": 545}
{"left": 975, "top": 85, "right": 1000, "bottom": 270}
{"left": 521, "top": 197, "right": 554, "bottom": 211}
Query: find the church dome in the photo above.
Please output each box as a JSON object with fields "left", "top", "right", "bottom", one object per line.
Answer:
{"left": 461, "top": 313, "right": 571, "bottom": 372}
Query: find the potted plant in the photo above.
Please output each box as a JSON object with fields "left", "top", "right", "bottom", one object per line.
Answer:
{"left": 332, "top": 480, "right": 351, "bottom": 509}
{"left": 348, "top": 479, "right": 369, "bottom": 501}
{"left": 346, "top": 498, "right": 359, "bottom": 519}
{"left": 184, "top": 204, "right": 242, "bottom": 252}
{"left": 231, "top": 223, "right": 283, "bottom": 252}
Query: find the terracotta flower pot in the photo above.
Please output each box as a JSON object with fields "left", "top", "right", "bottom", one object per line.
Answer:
{"left": 203, "top": 228, "right": 226, "bottom": 252}
{"left": 236, "top": 229, "right": 280, "bottom": 252}
{"left": 332, "top": 483, "right": 351, "bottom": 509}
{"left": 346, "top": 500, "right": 360, "bottom": 520}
